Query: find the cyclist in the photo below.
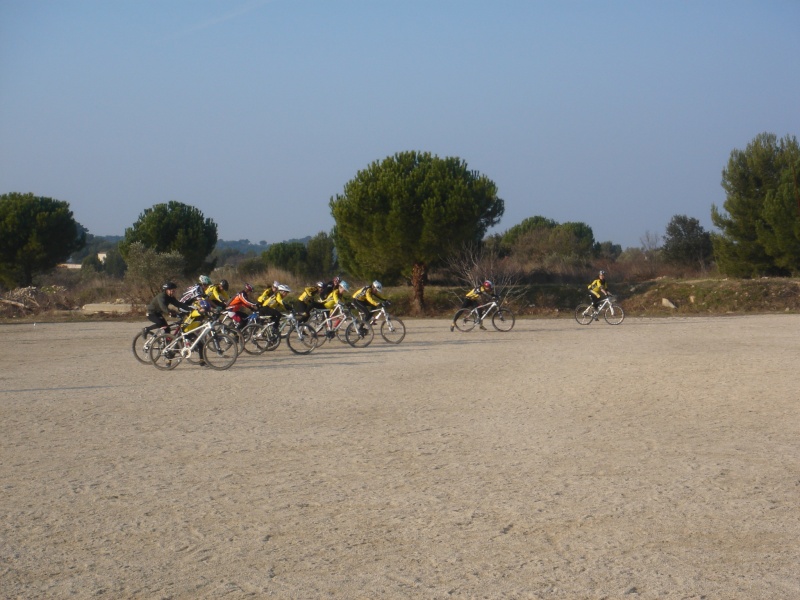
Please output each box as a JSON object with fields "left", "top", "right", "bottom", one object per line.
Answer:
{"left": 259, "top": 283, "right": 292, "bottom": 330}
{"left": 323, "top": 279, "right": 349, "bottom": 310}
{"left": 144, "top": 281, "right": 193, "bottom": 337}
{"left": 295, "top": 281, "right": 327, "bottom": 323}
{"left": 226, "top": 283, "right": 259, "bottom": 327}
{"left": 319, "top": 276, "right": 341, "bottom": 302}
{"left": 351, "top": 280, "right": 388, "bottom": 323}
{"left": 205, "top": 279, "right": 230, "bottom": 311}
{"left": 318, "top": 280, "right": 350, "bottom": 337}
{"left": 588, "top": 270, "right": 610, "bottom": 313}
{"left": 451, "top": 280, "right": 495, "bottom": 332}
{"left": 180, "top": 274, "right": 211, "bottom": 304}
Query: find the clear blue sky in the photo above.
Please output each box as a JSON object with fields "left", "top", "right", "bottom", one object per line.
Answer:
{"left": 1, "top": 0, "right": 798, "bottom": 249}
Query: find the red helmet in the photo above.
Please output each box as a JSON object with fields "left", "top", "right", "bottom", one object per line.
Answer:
{"left": 243, "top": 283, "right": 253, "bottom": 294}
{"left": 483, "top": 280, "right": 493, "bottom": 290}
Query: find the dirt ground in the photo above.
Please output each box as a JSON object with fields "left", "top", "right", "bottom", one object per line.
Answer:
{"left": 1, "top": 315, "right": 798, "bottom": 599}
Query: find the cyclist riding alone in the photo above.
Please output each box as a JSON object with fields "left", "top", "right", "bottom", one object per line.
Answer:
{"left": 226, "top": 283, "right": 259, "bottom": 327}
{"left": 144, "top": 281, "right": 194, "bottom": 337}
{"left": 258, "top": 283, "right": 292, "bottom": 331}
{"left": 451, "top": 280, "right": 495, "bottom": 332}
{"left": 205, "top": 279, "right": 230, "bottom": 311}
{"left": 352, "top": 280, "right": 388, "bottom": 323}
{"left": 588, "top": 270, "right": 610, "bottom": 311}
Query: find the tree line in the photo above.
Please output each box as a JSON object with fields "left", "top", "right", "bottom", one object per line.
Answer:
{"left": 1, "top": 132, "right": 798, "bottom": 307}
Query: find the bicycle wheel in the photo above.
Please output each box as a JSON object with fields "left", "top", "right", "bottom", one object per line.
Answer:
{"left": 241, "top": 322, "right": 263, "bottom": 355}
{"left": 132, "top": 330, "right": 155, "bottom": 364}
{"left": 213, "top": 320, "right": 245, "bottom": 352}
{"left": 603, "top": 303, "right": 625, "bottom": 325}
{"left": 286, "top": 323, "right": 318, "bottom": 355}
{"left": 380, "top": 316, "right": 406, "bottom": 344}
{"left": 149, "top": 332, "right": 182, "bottom": 370}
{"left": 453, "top": 308, "right": 478, "bottom": 332}
{"left": 336, "top": 316, "right": 353, "bottom": 344}
{"left": 575, "top": 304, "right": 594, "bottom": 325}
{"left": 251, "top": 324, "right": 281, "bottom": 353}
{"left": 345, "top": 320, "right": 374, "bottom": 348}
{"left": 313, "top": 323, "right": 332, "bottom": 347}
{"left": 491, "top": 308, "right": 515, "bottom": 332}
{"left": 202, "top": 332, "right": 239, "bottom": 370}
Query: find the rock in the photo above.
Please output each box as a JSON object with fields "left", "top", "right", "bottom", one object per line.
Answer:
{"left": 661, "top": 298, "right": 677, "bottom": 309}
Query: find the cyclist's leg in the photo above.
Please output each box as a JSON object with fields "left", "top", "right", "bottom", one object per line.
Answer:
{"left": 145, "top": 313, "right": 168, "bottom": 335}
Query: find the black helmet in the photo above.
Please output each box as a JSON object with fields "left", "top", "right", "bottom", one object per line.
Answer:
{"left": 162, "top": 281, "right": 177, "bottom": 290}
{"left": 219, "top": 279, "right": 229, "bottom": 291}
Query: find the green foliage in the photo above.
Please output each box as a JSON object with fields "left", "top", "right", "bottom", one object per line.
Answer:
{"left": 119, "top": 201, "right": 217, "bottom": 275}
{"left": 501, "top": 216, "right": 557, "bottom": 249}
{"left": 662, "top": 215, "right": 713, "bottom": 268}
{"left": 262, "top": 241, "right": 307, "bottom": 274}
{"left": 102, "top": 247, "right": 127, "bottom": 278}
{"left": 330, "top": 151, "right": 504, "bottom": 282}
{"left": 0, "top": 192, "right": 86, "bottom": 287}
{"left": 305, "top": 231, "right": 337, "bottom": 277}
{"left": 711, "top": 132, "right": 800, "bottom": 277}
{"left": 503, "top": 217, "right": 596, "bottom": 266}
{"left": 123, "top": 241, "right": 185, "bottom": 299}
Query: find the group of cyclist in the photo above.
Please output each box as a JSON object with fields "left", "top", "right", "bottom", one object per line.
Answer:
{"left": 144, "top": 275, "right": 391, "bottom": 341}
{"left": 144, "top": 269, "right": 612, "bottom": 342}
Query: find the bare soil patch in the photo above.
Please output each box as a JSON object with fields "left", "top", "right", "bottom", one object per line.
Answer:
{"left": 1, "top": 316, "right": 797, "bottom": 598}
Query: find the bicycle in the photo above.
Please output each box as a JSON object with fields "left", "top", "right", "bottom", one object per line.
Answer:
{"left": 132, "top": 313, "right": 189, "bottom": 364}
{"left": 240, "top": 312, "right": 281, "bottom": 354}
{"left": 575, "top": 294, "right": 625, "bottom": 325}
{"left": 452, "top": 296, "right": 515, "bottom": 332}
{"left": 309, "top": 302, "right": 356, "bottom": 347}
{"left": 279, "top": 309, "right": 318, "bottom": 355}
{"left": 148, "top": 317, "right": 239, "bottom": 370}
{"left": 363, "top": 303, "right": 406, "bottom": 344}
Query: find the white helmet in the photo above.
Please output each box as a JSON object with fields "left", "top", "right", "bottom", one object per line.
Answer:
{"left": 339, "top": 280, "right": 350, "bottom": 292}
{"left": 372, "top": 280, "right": 383, "bottom": 292}
{"left": 277, "top": 284, "right": 291, "bottom": 293}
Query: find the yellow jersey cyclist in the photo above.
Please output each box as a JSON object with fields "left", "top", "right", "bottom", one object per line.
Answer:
{"left": 450, "top": 280, "right": 495, "bottom": 331}
{"left": 351, "top": 280, "right": 389, "bottom": 323}
{"left": 204, "top": 279, "right": 230, "bottom": 311}
{"left": 587, "top": 270, "right": 610, "bottom": 313}
{"left": 258, "top": 283, "right": 292, "bottom": 331}
{"left": 296, "top": 281, "right": 327, "bottom": 323}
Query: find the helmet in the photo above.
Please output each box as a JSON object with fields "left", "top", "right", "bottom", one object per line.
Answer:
{"left": 198, "top": 275, "right": 211, "bottom": 285}
{"left": 372, "top": 280, "right": 383, "bottom": 292}
{"left": 316, "top": 281, "right": 324, "bottom": 288}
{"left": 162, "top": 281, "right": 177, "bottom": 290}
{"left": 277, "top": 284, "right": 291, "bottom": 293}
{"left": 332, "top": 276, "right": 341, "bottom": 286}
{"left": 273, "top": 280, "right": 280, "bottom": 288}
{"left": 198, "top": 299, "right": 212, "bottom": 312}
{"left": 483, "top": 280, "right": 493, "bottom": 290}
{"left": 219, "top": 279, "right": 229, "bottom": 291}
{"left": 599, "top": 270, "right": 606, "bottom": 276}
{"left": 243, "top": 283, "right": 253, "bottom": 294}
{"left": 339, "top": 280, "right": 350, "bottom": 292}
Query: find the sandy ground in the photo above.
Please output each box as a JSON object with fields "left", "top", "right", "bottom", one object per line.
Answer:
{"left": 0, "top": 315, "right": 798, "bottom": 599}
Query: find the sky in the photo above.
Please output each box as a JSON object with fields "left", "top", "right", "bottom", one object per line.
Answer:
{"left": 1, "top": 0, "right": 798, "bottom": 250}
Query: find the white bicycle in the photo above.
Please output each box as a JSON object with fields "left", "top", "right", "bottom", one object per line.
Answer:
{"left": 575, "top": 294, "right": 625, "bottom": 325}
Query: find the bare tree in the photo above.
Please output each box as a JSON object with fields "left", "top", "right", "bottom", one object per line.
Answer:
{"left": 444, "top": 242, "right": 526, "bottom": 307}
